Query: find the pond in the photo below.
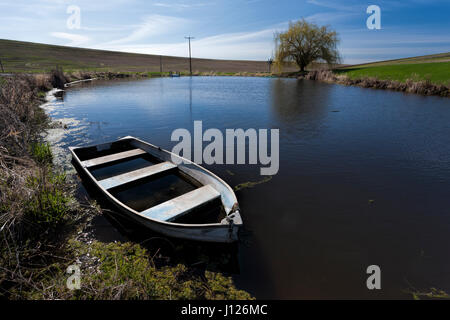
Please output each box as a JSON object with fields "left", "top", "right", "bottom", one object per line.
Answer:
{"left": 44, "top": 76, "right": 450, "bottom": 299}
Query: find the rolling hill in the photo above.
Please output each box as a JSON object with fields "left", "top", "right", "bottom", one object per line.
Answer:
{"left": 0, "top": 39, "right": 270, "bottom": 74}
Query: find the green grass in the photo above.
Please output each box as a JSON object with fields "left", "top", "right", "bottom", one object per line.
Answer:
{"left": 18, "top": 240, "right": 254, "bottom": 300}
{"left": 336, "top": 61, "right": 450, "bottom": 86}
{"left": 30, "top": 142, "right": 53, "bottom": 164}
{"left": 26, "top": 169, "right": 69, "bottom": 226}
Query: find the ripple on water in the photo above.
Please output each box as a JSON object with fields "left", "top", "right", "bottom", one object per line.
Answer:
{"left": 40, "top": 90, "right": 91, "bottom": 172}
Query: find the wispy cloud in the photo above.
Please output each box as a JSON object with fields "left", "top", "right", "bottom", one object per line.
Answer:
{"left": 306, "top": 0, "right": 362, "bottom": 12}
{"left": 50, "top": 32, "right": 90, "bottom": 46}
{"left": 2, "top": 0, "right": 449, "bottom": 64}
{"left": 303, "top": 1, "right": 363, "bottom": 26}
{"left": 102, "top": 15, "right": 190, "bottom": 45}
{"left": 80, "top": 25, "right": 137, "bottom": 32}
{"left": 305, "top": 12, "right": 359, "bottom": 24}
{"left": 96, "top": 25, "right": 284, "bottom": 60}
{"left": 153, "top": 2, "right": 212, "bottom": 9}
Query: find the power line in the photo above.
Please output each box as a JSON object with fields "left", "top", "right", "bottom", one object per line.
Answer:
{"left": 185, "top": 36, "right": 194, "bottom": 76}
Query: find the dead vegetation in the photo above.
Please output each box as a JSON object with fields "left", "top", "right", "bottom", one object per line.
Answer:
{"left": 0, "top": 75, "right": 50, "bottom": 157}
{"left": 49, "top": 66, "right": 68, "bottom": 89}
{"left": 234, "top": 176, "right": 273, "bottom": 192}
{"left": 0, "top": 73, "right": 80, "bottom": 298}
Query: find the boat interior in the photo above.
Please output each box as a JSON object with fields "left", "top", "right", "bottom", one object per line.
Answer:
{"left": 72, "top": 139, "right": 226, "bottom": 224}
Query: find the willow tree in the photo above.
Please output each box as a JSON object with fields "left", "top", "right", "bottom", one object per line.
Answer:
{"left": 274, "top": 19, "right": 340, "bottom": 72}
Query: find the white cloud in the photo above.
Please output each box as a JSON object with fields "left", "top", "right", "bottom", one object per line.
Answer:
{"left": 96, "top": 26, "right": 283, "bottom": 60}
{"left": 50, "top": 32, "right": 90, "bottom": 46}
{"left": 102, "top": 15, "right": 190, "bottom": 45}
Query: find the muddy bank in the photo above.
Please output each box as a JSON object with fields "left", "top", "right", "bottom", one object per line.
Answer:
{"left": 302, "top": 70, "right": 450, "bottom": 97}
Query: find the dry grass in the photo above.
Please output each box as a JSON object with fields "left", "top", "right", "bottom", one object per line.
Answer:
{"left": 0, "top": 73, "right": 76, "bottom": 298}
{"left": 0, "top": 75, "right": 51, "bottom": 156}
{"left": 0, "top": 147, "right": 96, "bottom": 298}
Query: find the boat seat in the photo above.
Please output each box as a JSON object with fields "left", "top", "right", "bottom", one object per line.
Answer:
{"left": 81, "top": 148, "right": 146, "bottom": 168}
{"left": 98, "top": 161, "right": 177, "bottom": 189}
{"left": 140, "top": 185, "right": 220, "bottom": 222}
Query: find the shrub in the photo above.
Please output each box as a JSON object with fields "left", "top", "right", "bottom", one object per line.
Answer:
{"left": 30, "top": 142, "right": 53, "bottom": 165}
{"left": 50, "top": 66, "right": 68, "bottom": 89}
{"left": 0, "top": 75, "right": 50, "bottom": 156}
{"left": 34, "top": 74, "right": 52, "bottom": 91}
{"left": 25, "top": 169, "right": 69, "bottom": 226}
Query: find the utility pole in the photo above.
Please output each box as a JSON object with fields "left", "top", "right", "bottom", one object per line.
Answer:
{"left": 160, "top": 55, "right": 163, "bottom": 74}
{"left": 0, "top": 58, "right": 4, "bottom": 73}
{"left": 185, "top": 36, "right": 194, "bottom": 76}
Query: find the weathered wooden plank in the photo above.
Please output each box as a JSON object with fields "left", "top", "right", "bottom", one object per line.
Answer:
{"left": 81, "top": 148, "right": 146, "bottom": 168}
{"left": 98, "top": 161, "right": 177, "bottom": 189}
{"left": 141, "top": 185, "right": 220, "bottom": 222}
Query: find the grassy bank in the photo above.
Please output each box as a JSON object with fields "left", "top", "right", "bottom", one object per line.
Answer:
{"left": 336, "top": 61, "right": 450, "bottom": 86}
{"left": 0, "top": 73, "right": 252, "bottom": 300}
{"left": 289, "top": 53, "right": 448, "bottom": 97}
{"left": 333, "top": 52, "right": 450, "bottom": 87}
{"left": 305, "top": 69, "right": 449, "bottom": 97}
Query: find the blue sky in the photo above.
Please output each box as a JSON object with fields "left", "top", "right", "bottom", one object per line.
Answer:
{"left": 1, "top": 0, "right": 449, "bottom": 63}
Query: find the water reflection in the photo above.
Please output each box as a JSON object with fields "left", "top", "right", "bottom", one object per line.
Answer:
{"left": 188, "top": 77, "right": 193, "bottom": 122}
{"left": 270, "top": 78, "right": 334, "bottom": 142}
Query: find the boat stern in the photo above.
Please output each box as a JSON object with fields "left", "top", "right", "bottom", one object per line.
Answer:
{"left": 219, "top": 209, "right": 243, "bottom": 242}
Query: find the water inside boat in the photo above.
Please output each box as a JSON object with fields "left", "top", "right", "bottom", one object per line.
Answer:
{"left": 73, "top": 139, "right": 226, "bottom": 224}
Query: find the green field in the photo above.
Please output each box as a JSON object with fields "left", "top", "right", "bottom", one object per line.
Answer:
{"left": 335, "top": 53, "right": 450, "bottom": 86}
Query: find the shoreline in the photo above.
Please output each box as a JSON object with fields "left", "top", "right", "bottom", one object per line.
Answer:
{"left": 59, "top": 69, "right": 450, "bottom": 98}
{"left": 302, "top": 70, "right": 450, "bottom": 98}
{"left": 0, "top": 73, "right": 253, "bottom": 300}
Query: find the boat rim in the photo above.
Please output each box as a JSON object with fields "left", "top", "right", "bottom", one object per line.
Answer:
{"left": 69, "top": 135, "right": 242, "bottom": 228}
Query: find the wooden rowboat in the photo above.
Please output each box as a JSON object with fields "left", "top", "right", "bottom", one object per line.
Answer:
{"left": 69, "top": 136, "right": 242, "bottom": 243}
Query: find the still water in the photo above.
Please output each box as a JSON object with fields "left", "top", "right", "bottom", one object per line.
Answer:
{"left": 45, "top": 76, "right": 450, "bottom": 299}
